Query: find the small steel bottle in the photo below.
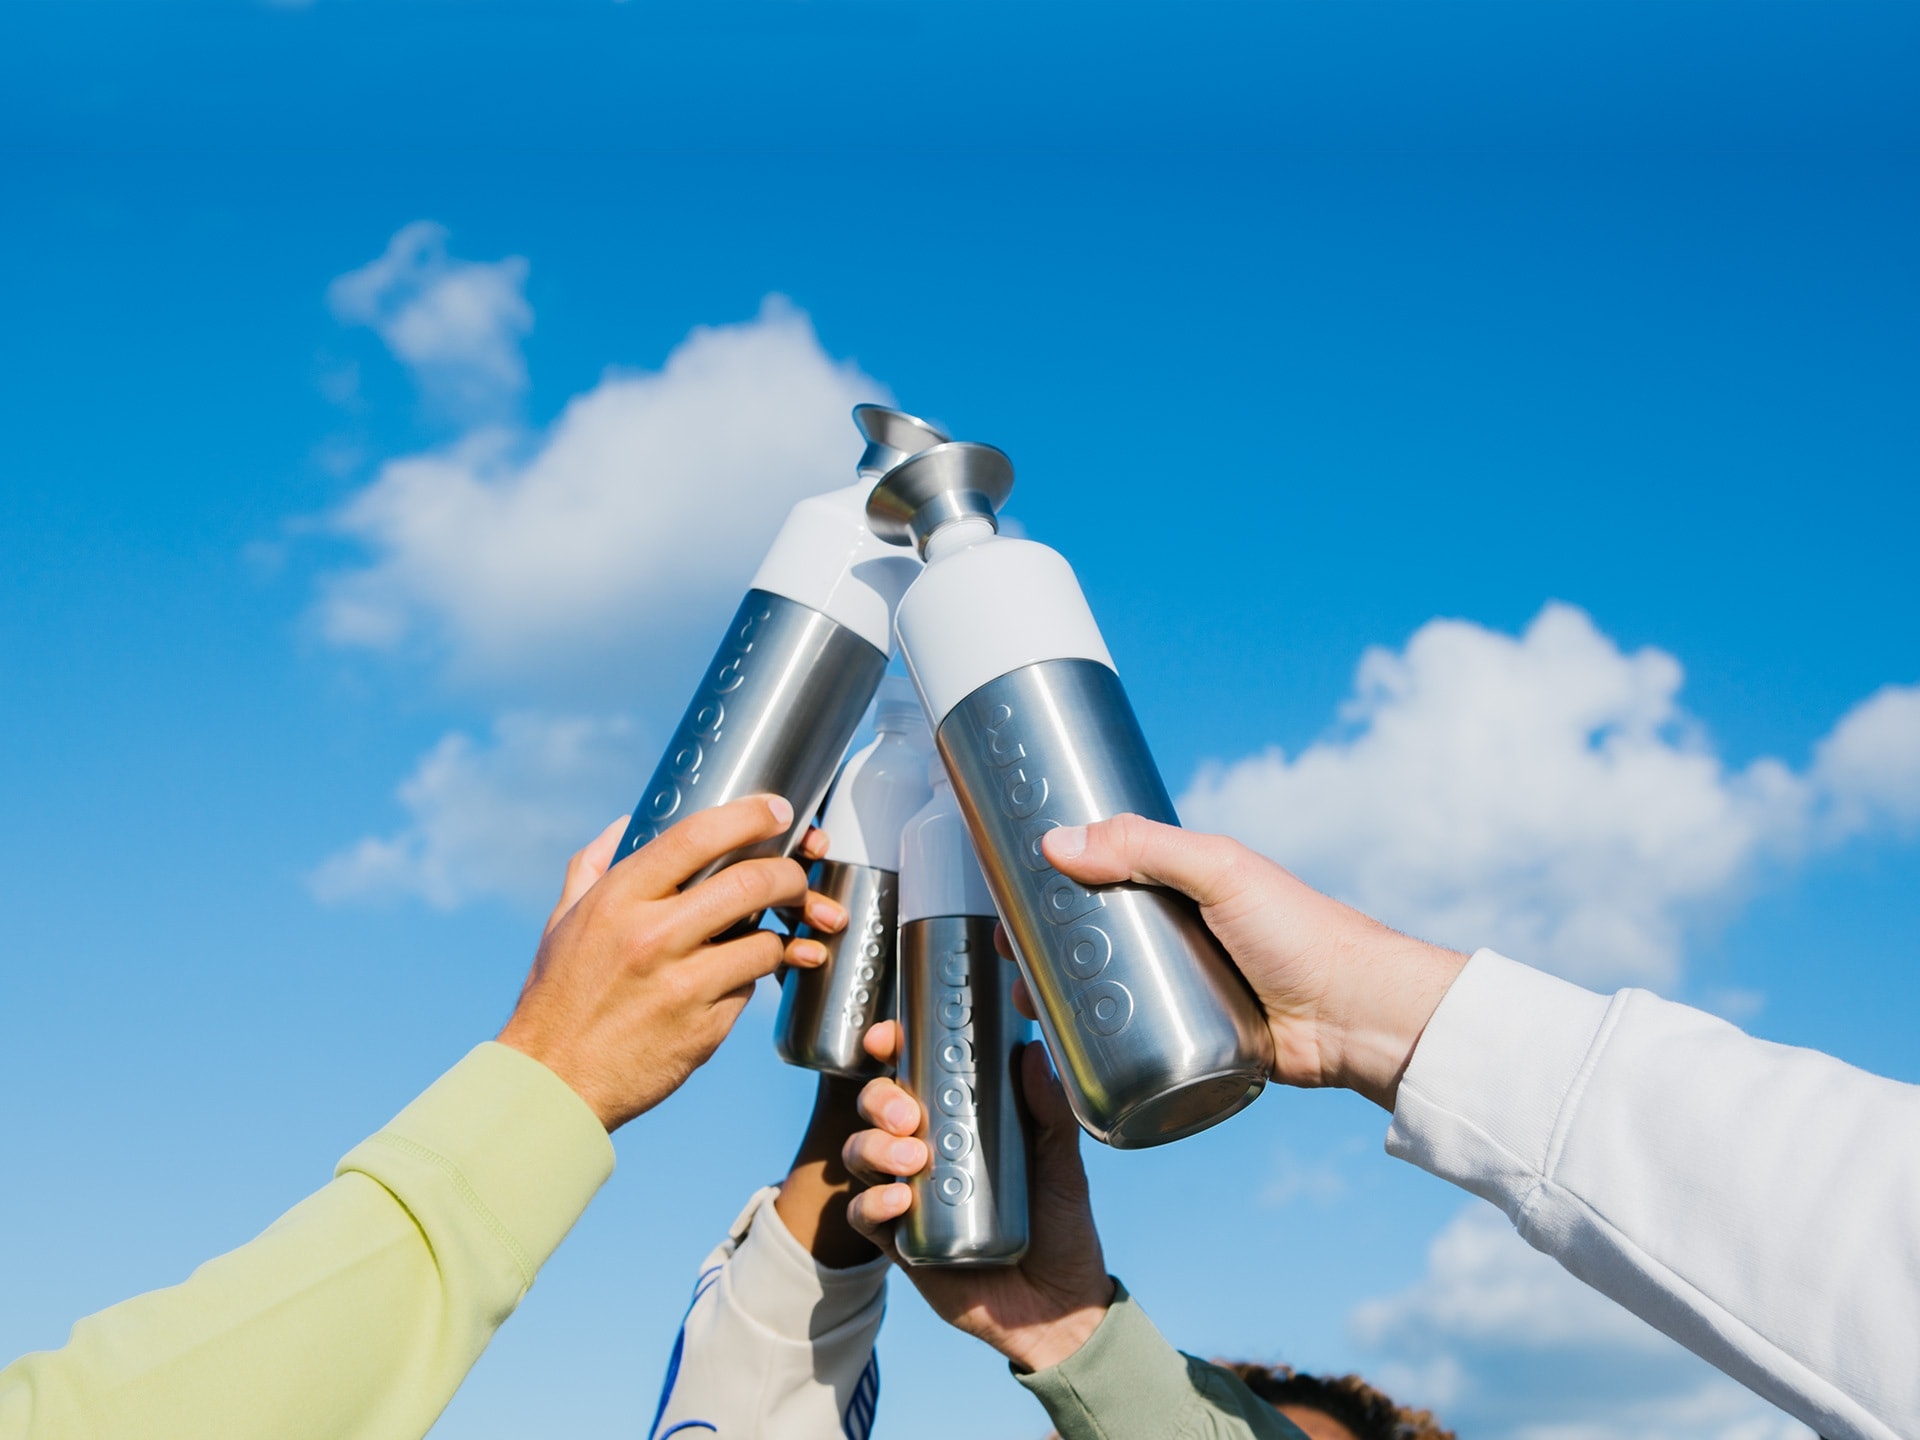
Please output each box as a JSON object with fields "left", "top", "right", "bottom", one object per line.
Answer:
{"left": 869, "top": 441, "right": 1274, "bottom": 1149}
{"left": 895, "top": 761, "right": 1031, "bottom": 1265}
{"left": 774, "top": 676, "right": 934, "bottom": 1077}
{"left": 612, "top": 406, "right": 944, "bottom": 894}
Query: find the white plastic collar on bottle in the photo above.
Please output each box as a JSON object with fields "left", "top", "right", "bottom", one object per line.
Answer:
{"left": 897, "top": 759, "right": 998, "bottom": 923}
{"left": 816, "top": 677, "right": 935, "bottom": 870}
{"left": 749, "top": 482, "right": 924, "bottom": 655}
{"left": 895, "top": 528, "right": 1116, "bottom": 727}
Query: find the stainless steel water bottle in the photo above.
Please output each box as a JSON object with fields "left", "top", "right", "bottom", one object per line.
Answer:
{"left": 613, "top": 406, "right": 946, "bottom": 892}
{"left": 895, "top": 761, "right": 1030, "bottom": 1266}
{"left": 869, "top": 440, "right": 1274, "bottom": 1149}
{"left": 774, "top": 676, "right": 934, "bottom": 1076}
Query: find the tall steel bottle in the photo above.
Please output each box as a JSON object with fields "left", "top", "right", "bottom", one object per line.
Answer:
{"left": 774, "top": 676, "right": 934, "bottom": 1077}
{"left": 612, "top": 406, "right": 945, "bottom": 894}
{"left": 895, "top": 760, "right": 1030, "bottom": 1266}
{"left": 869, "top": 442, "right": 1274, "bottom": 1148}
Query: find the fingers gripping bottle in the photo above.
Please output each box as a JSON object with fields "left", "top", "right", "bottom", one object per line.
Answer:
{"left": 774, "top": 676, "right": 935, "bottom": 1077}
{"left": 613, "top": 406, "right": 946, "bottom": 896}
{"left": 869, "top": 441, "right": 1274, "bottom": 1149}
{"left": 895, "top": 761, "right": 1031, "bottom": 1266}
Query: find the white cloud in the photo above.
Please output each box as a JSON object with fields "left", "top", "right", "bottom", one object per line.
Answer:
{"left": 1258, "top": 1145, "right": 1349, "bottom": 1208}
{"left": 307, "top": 280, "right": 897, "bottom": 909}
{"left": 315, "top": 294, "right": 884, "bottom": 688}
{"left": 1352, "top": 1205, "right": 1812, "bottom": 1440}
{"left": 1180, "top": 603, "right": 1919, "bottom": 989}
{"left": 1811, "top": 682, "right": 1920, "bottom": 838}
{"left": 309, "top": 713, "right": 645, "bottom": 909}
{"left": 328, "top": 221, "right": 533, "bottom": 413}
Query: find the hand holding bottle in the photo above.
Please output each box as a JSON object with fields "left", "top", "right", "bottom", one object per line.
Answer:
{"left": 842, "top": 1021, "right": 1116, "bottom": 1372}
{"left": 498, "top": 795, "right": 849, "bottom": 1131}
{"left": 1037, "top": 815, "right": 1469, "bottom": 1111}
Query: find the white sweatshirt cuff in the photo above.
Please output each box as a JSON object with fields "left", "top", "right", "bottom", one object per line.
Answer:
{"left": 1386, "top": 949, "right": 1614, "bottom": 1212}
{"left": 725, "top": 1188, "right": 889, "bottom": 1341}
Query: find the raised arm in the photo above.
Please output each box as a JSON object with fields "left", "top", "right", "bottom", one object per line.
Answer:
{"left": 1040, "top": 813, "right": 1920, "bottom": 1440}
{"left": 0, "top": 796, "right": 833, "bottom": 1440}
{"left": 648, "top": 1076, "right": 890, "bottom": 1440}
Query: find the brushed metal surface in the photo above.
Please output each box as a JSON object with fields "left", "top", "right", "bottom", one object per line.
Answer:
{"left": 897, "top": 915, "right": 1030, "bottom": 1267}
{"left": 937, "top": 659, "right": 1273, "bottom": 1149}
{"left": 865, "top": 441, "right": 1014, "bottom": 555}
{"left": 774, "top": 860, "right": 898, "bottom": 1078}
{"left": 615, "top": 590, "right": 887, "bottom": 898}
{"left": 853, "top": 404, "right": 950, "bottom": 480}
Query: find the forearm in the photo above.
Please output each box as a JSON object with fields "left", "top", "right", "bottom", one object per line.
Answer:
{"left": 773, "top": 1075, "right": 878, "bottom": 1269}
{"left": 1388, "top": 950, "right": 1920, "bottom": 1440}
{"left": 1017, "top": 1283, "right": 1303, "bottom": 1440}
{"left": 0, "top": 1043, "right": 612, "bottom": 1440}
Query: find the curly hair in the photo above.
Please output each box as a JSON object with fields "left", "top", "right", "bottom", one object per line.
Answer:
{"left": 1215, "top": 1361, "right": 1456, "bottom": 1440}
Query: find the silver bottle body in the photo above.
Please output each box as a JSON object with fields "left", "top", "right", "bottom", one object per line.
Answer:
{"left": 774, "top": 859, "right": 897, "bottom": 1078}
{"left": 615, "top": 590, "right": 887, "bottom": 890}
{"left": 936, "top": 658, "right": 1273, "bottom": 1149}
{"left": 896, "top": 914, "right": 1030, "bottom": 1266}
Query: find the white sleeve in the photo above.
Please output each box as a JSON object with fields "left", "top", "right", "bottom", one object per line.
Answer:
{"left": 1386, "top": 949, "right": 1920, "bottom": 1440}
{"left": 647, "top": 1186, "right": 889, "bottom": 1440}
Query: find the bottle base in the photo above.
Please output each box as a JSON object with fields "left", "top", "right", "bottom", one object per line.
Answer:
{"left": 898, "top": 1246, "right": 1028, "bottom": 1269}
{"left": 771, "top": 1042, "right": 887, "bottom": 1080}
{"left": 1102, "top": 1071, "right": 1266, "bottom": 1150}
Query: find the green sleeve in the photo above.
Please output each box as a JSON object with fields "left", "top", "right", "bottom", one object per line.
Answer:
{"left": 1016, "top": 1280, "right": 1307, "bottom": 1440}
{"left": 0, "top": 1042, "right": 614, "bottom": 1440}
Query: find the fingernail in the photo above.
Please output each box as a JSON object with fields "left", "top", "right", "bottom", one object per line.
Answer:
{"left": 766, "top": 795, "right": 794, "bottom": 828}
{"left": 884, "top": 1097, "right": 917, "bottom": 1130}
{"left": 891, "top": 1141, "right": 924, "bottom": 1172}
{"left": 808, "top": 897, "right": 848, "bottom": 931}
{"left": 1048, "top": 824, "right": 1087, "bottom": 859}
{"left": 791, "top": 939, "right": 828, "bottom": 965}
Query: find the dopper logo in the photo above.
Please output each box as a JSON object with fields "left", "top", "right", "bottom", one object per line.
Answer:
{"left": 981, "top": 701, "right": 1135, "bottom": 1039}
{"left": 841, "top": 886, "right": 889, "bottom": 1033}
{"left": 632, "top": 602, "right": 773, "bottom": 853}
{"left": 930, "top": 935, "right": 982, "bottom": 1206}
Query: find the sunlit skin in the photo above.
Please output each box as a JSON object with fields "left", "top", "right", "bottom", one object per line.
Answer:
{"left": 842, "top": 809, "right": 1471, "bottom": 1378}
{"left": 497, "top": 795, "right": 849, "bottom": 1132}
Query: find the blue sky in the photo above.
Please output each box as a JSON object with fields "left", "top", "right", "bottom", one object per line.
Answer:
{"left": 2, "top": 3, "right": 1916, "bottom": 1437}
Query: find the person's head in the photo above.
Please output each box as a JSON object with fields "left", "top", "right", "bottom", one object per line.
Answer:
{"left": 1216, "top": 1362, "right": 1454, "bottom": 1440}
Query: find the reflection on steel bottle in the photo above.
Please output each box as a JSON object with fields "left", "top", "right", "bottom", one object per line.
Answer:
{"left": 612, "top": 406, "right": 944, "bottom": 893}
{"left": 896, "top": 765, "right": 1030, "bottom": 1265}
{"left": 870, "top": 440, "right": 1273, "bottom": 1149}
{"left": 775, "top": 677, "right": 934, "bottom": 1077}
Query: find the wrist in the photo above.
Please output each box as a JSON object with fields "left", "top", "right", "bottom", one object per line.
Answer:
{"left": 495, "top": 1025, "right": 620, "bottom": 1132}
{"left": 1319, "top": 933, "right": 1469, "bottom": 1111}
{"left": 995, "top": 1278, "right": 1117, "bottom": 1373}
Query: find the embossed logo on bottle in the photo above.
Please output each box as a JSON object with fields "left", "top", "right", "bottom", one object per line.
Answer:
{"left": 630, "top": 602, "right": 771, "bottom": 855}
{"left": 840, "top": 887, "right": 890, "bottom": 1034}
{"left": 982, "top": 701, "right": 1134, "bottom": 1038}
{"left": 929, "top": 936, "right": 980, "bottom": 1206}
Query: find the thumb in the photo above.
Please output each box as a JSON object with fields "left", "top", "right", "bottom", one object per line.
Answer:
{"left": 1040, "top": 813, "right": 1248, "bottom": 909}
{"left": 1020, "top": 1042, "right": 1086, "bottom": 1181}
{"left": 546, "top": 814, "right": 630, "bottom": 935}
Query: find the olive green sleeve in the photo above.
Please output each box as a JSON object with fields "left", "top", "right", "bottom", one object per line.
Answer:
{"left": 0, "top": 1042, "right": 614, "bottom": 1440}
{"left": 1016, "top": 1280, "right": 1306, "bottom": 1440}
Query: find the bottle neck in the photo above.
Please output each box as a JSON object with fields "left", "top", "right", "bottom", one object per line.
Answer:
{"left": 922, "top": 515, "right": 998, "bottom": 563}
